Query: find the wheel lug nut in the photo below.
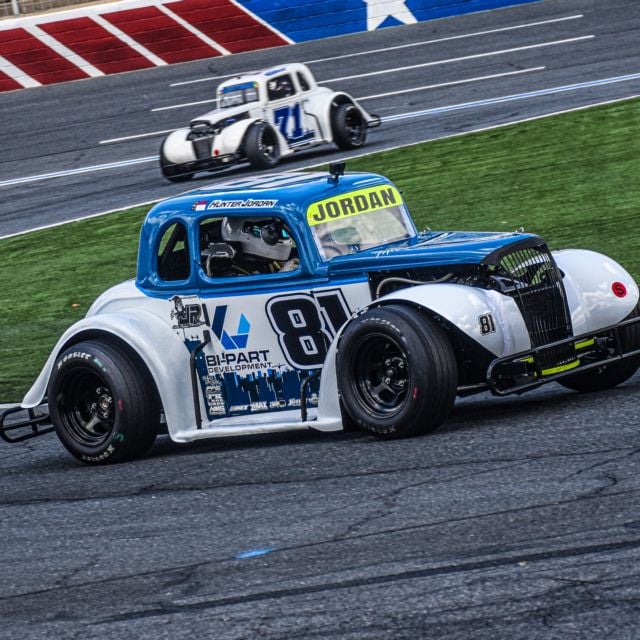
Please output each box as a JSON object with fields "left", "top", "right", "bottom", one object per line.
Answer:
{"left": 385, "top": 359, "right": 391, "bottom": 366}
{"left": 398, "top": 380, "right": 405, "bottom": 387}
{"left": 384, "top": 377, "right": 391, "bottom": 384}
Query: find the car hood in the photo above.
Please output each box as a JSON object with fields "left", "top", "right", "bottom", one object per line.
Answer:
{"left": 326, "top": 231, "right": 539, "bottom": 275}
{"left": 190, "top": 104, "right": 254, "bottom": 126}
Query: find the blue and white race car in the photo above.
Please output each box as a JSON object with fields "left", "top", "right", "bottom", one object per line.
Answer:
{"left": 3, "top": 165, "right": 639, "bottom": 464}
{"left": 160, "top": 63, "right": 379, "bottom": 182}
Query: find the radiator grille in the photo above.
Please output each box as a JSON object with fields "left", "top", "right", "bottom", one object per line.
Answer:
{"left": 192, "top": 136, "right": 213, "bottom": 160}
{"left": 498, "top": 245, "right": 573, "bottom": 364}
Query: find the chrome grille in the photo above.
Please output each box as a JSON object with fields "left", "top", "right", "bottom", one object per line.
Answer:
{"left": 498, "top": 244, "right": 572, "bottom": 358}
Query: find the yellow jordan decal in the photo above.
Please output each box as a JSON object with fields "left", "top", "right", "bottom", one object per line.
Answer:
{"left": 307, "top": 185, "right": 402, "bottom": 226}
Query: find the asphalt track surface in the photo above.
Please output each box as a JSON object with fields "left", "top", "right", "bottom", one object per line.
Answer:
{"left": 1, "top": 0, "right": 640, "bottom": 236}
{"left": 2, "top": 0, "right": 640, "bottom": 637}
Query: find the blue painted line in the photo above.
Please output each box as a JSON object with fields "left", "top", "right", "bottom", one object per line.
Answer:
{"left": 236, "top": 548, "right": 275, "bottom": 559}
{"left": 0, "top": 156, "right": 157, "bottom": 188}
{"left": 381, "top": 72, "right": 640, "bottom": 123}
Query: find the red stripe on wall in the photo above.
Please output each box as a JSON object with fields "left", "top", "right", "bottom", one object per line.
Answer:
{"left": 40, "top": 17, "right": 155, "bottom": 74}
{"left": 0, "top": 71, "right": 23, "bottom": 92}
{"left": 103, "top": 6, "right": 221, "bottom": 63}
{"left": 168, "top": 0, "right": 286, "bottom": 53}
{"left": 0, "top": 28, "right": 88, "bottom": 84}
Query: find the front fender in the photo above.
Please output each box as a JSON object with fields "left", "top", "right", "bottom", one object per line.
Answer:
{"left": 22, "top": 310, "right": 196, "bottom": 438}
{"left": 554, "top": 249, "right": 639, "bottom": 334}
{"left": 374, "top": 284, "right": 531, "bottom": 357}
{"left": 216, "top": 118, "right": 257, "bottom": 156}
{"left": 315, "top": 283, "right": 530, "bottom": 426}
{"left": 162, "top": 128, "right": 196, "bottom": 164}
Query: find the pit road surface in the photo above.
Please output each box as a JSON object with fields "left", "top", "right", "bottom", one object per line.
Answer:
{"left": 0, "top": 0, "right": 639, "bottom": 236}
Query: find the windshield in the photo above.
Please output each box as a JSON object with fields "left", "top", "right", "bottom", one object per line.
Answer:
{"left": 218, "top": 81, "right": 260, "bottom": 108}
{"left": 307, "top": 185, "right": 415, "bottom": 260}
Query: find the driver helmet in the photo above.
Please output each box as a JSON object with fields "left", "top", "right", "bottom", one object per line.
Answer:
{"left": 221, "top": 217, "right": 292, "bottom": 262}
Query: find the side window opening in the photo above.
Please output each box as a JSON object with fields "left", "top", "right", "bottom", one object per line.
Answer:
{"left": 199, "top": 215, "right": 299, "bottom": 278}
{"left": 267, "top": 74, "right": 295, "bottom": 101}
{"left": 157, "top": 222, "right": 190, "bottom": 281}
{"left": 296, "top": 72, "right": 310, "bottom": 92}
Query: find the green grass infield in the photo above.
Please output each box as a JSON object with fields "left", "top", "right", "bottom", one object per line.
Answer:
{"left": 1, "top": 97, "right": 639, "bottom": 402}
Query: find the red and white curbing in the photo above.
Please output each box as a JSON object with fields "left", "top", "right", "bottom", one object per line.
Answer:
{"left": 0, "top": 0, "right": 292, "bottom": 92}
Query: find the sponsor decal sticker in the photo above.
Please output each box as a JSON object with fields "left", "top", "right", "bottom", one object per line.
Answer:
{"left": 306, "top": 185, "right": 402, "bottom": 226}
{"left": 192, "top": 200, "right": 208, "bottom": 211}
{"left": 207, "top": 199, "right": 278, "bottom": 209}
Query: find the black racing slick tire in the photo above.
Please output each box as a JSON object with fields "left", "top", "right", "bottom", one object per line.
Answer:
{"left": 160, "top": 140, "right": 194, "bottom": 183}
{"left": 337, "top": 305, "right": 458, "bottom": 439}
{"left": 48, "top": 341, "right": 161, "bottom": 464}
{"left": 558, "top": 302, "right": 640, "bottom": 393}
{"left": 245, "top": 122, "right": 280, "bottom": 169}
{"left": 331, "top": 103, "right": 367, "bottom": 150}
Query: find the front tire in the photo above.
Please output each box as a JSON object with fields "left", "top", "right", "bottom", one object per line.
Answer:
{"left": 331, "top": 103, "right": 367, "bottom": 150}
{"left": 245, "top": 122, "right": 280, "bottom": 169}
{"left": 337, "top": 306, "right": 457, "bottom": 439}
{"left": 559, "top": 302, "right": 640, "bottom": 392}
{"left": 160, "top": 140, "right": 194, "bottom": 183}
{"left": 48, "top": 341, "right": 160, "bottom": 464}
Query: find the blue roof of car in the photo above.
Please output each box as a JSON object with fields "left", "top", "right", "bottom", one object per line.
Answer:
{"left": 145, "top": 171, "right": 392, "bottom": 224}
{"left": 136, "top": 170, "right": 540, "bottom": 297}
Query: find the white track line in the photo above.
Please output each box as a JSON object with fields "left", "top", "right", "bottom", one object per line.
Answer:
{"left": 380, "top": 72, "right": 640, "bottom": 122}
{"left": 323, "top": 35, "right": 594, "bottom": 83}
{"left": 2, "top": 93, "right": 638, "bottom": 242}
{"left": 100, "top": 128, "right": 177, "bottom": 144}
{"left": 4, "top": 72, "right": 640, "bottom": 192}
{"left": 155, "top": 35, "right": 591, "bottom": 113}
{"left": 170, "top": 14, "right": 583, "bottom": 87}
{"left": 0, "top": 156, "right": 158, "bottom": 187}
{"left": 105, "top": 67, "right": 544, "bottom": 143}
{"left": 152, "top": 98, "right": 218, "bottom": 112}
{"left": 358, "top": 66, "right": 545, "bottom": 100}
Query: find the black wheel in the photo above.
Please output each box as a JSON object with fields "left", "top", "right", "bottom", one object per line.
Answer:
{"left": 48, "top": 341, "right": 160, "bottom": 464}
{"left": 337, "top": 305, "right": 457, "bottom": 439}
{"left": 331, "top": 103, "right": 367, "bottom": 150}
{"left": 245, "top": 122, "right": 280, "bottom": 169}
{"left": 559, "top": 302, "right": 640, "bottom": 392}
{"left": 160, "top": 140, "right": 194, "bottom": 183}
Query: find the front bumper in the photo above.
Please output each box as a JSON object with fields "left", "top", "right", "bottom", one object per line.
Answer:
{"left": 488, "top": 315, "right": 640, "bottom": 395}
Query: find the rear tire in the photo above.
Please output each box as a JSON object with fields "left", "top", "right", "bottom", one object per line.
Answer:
{"left": 331, "top": 103, "right": 367, "bottom": 150}
{"left": 48, "top": 341, "right": 160, "bottom": 464}
{"left": 245, "top": 122, "right": 280, "bottom": 169}
{"left": 160, "top": 140, "right": 194, "bottom": 183}
{"left": 337, "top": 305, "right": 457, "bottom": 439}
{"left": 558, "top": 302, "right": 640, "bottom": 392}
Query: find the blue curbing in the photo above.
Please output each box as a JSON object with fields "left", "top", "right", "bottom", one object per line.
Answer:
{"left": 236, "top": 0, "right": 541, "bottom": 42}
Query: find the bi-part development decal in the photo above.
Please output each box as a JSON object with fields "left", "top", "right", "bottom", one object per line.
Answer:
{"left": 169, "top": 291, "right": 352, "bottom": 422}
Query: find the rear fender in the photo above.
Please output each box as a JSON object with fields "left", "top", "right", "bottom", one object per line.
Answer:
{"left": 22, "top": 310, "right": 196, "bottom": 438}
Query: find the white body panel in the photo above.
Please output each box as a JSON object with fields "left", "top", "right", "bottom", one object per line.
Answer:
{"left": 23, "top": 248, "right": 638, "bottom": 443}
